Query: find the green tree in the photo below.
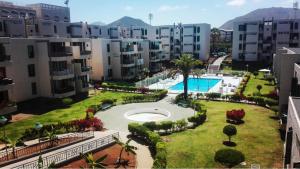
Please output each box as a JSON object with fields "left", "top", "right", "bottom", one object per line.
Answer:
{"left": 4, "top": 136, "right": 22, "bottom": 158}
{"left": 223, "top": 125, "right": 237, "bottom": 143}
{"left": 113, "top": 137, "right": 137, "bottom": 165}
{"left": 253, "top": 71, "right": 259, "bottom": 79}
{"left": 211, "top": 28, "right": 221, "bottom": 53}
{"left": 80, "top": 153, "right": 107, "bottom": 169}
{"left": 45, "top": 126, "right": 58, "bottom": 147}
{"left": 171, "top": 54, "right": 202, "bottom": 100}
{"left": 256, "top": 84, "right": 263, "bottom": 93}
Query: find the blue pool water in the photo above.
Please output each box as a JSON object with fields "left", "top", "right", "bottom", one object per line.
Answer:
{"left": 170, "top": 78, "right": 221, "bottom": 92}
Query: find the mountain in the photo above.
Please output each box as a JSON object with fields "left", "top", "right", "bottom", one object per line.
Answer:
{"left": 91, "top": 21, "right": 106, "bottom": 26}
{"left": 108, "top": 16, "right": 150, "bottom": 27}
{"left": 220, "top": 7, "right": 300, "bottom": 30}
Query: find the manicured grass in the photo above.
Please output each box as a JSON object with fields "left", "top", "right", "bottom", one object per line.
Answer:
{"left": 104, "top": 81, "right": 135, "bottom": 87}
{"left": 244, "top": 72, "right": 275, "bottom": 97}
{"left": 1, "top": 91, "right": 139, "bottom": 139}
{"left": 166, "top": 101, "right": 282, "bottom": 168}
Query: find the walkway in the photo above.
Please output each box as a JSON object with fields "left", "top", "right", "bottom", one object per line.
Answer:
{"left": 212, "top": 55, "right": 228, "bottom": 66}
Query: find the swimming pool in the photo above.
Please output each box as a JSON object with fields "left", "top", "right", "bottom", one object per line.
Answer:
{"left": 169, "top": 78, "right": 221, "bottom": 92}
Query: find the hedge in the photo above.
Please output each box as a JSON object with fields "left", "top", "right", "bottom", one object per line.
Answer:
{"left": 123, "top": 90, "right": 168, "bottom": 104}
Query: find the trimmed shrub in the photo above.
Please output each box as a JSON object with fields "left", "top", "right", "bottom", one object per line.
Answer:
{"left": 174, "top": 119, "right": 188, "bottom": 131}
{"left": 223, "top": 125, "right": 237, "bottom": 142}
{"left": 229, "top": 94, "right": 242, "bottom": 102}
{"left": 101, "top": 99, "right": 115, "bottom": 105}
{"left": 188, "top": 112, "right": 207, "bottom": 127}
{"left": 143, "top": 122, "right": 157, "bottom": 131}
{"left": 153, "top": 142, "right": 167, "bottom": 168}
{"left": 61, "top": 97, "right": 73, "bottom": 105}
{"left": 214, "top": 149, "right": 245, "bottom": 168}
{"left": 264, "top": 98, "right": 278, "bottom": 106}
{"left": 160, "top": 121, "right": 174, "bottom": 133}
{"left": 205, "top": 93, "right": 221, "bottom": 100}
{"left": 226, "top": 109, "right": 245, "bottom": 123}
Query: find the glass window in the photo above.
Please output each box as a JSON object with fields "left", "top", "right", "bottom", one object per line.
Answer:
{"left": 28, "top": 45, "right": 34, "bottom": 58}
{"left": 31, "top": 82, "right": 37, "bottom": 95}
{"left": 28, "top": 64, "right": 35, "bottom": 77}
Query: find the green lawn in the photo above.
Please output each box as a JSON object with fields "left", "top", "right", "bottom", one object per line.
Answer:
{"left": 1, "top": 91, "right": 139, "bottom": 139}
{"left": 244, "top": 72, "right": 275, "bottom": 97}
{"left": 166, "top": 101, "right": 282, "bottom": 168}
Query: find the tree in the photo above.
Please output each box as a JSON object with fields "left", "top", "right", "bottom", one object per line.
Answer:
{"left": 223, "top": 125, "right": 237, "bottom": 143}
{"left": 80, "top": 153, "right": 107, "bottom": 169}
{"left": 113, "top": 137, "right": 137, "bottom": 165}
{"left": 45, "top": 126, "right": 58, "bottom": 147}
{"left": 253, "top": 71, "right": 259, "bottom": 79}
{"left": 211, "top": 28, "right": 221, "bottom": 53}
{"left": 170, "top": 54, "right": 202, "bottom": 100}
{"left": 256, "top": 84, "right": 262, "bottom": 93}
{"left": 4, "top": 136, "right": 22, "bottom": 158}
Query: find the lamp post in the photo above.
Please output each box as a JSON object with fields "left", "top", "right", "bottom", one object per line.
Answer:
{"left": 0, "top": 116, "right": 8, "bottom": 160}
{"left": 246, "top": 64, "right": 249, "bottom": 72}
{"left": 35, "top": 122, "right": 43, "bottom": 154}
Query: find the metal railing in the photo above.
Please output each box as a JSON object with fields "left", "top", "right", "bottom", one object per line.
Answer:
{"left": 0, "top": 131, "right": 94, "bottom": 165}
{"left": 12, "top": 132, "right": 119, "bottom": 169}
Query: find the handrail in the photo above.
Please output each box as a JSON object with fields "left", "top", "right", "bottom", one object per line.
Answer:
{"left": 12, "top": 132, "right": 119, "bottom": 169}
{"left": 0, "top": 131, "right": 94, "bottom": 164}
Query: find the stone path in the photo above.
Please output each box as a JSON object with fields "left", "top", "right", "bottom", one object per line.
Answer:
{"left": 212, "top": 55, "right": 228, "bottom": 66}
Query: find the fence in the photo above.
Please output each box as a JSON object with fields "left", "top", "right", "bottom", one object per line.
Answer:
{"left": 0, "top": 131, "right": 94, "bottom": 166}
{"left": 135, "top": 70, "right": 169, "bottom": 87}
{"left": 12, "top": 132, "right": 119, "bottom": 169}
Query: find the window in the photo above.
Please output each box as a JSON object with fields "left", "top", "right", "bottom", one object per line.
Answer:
{"left": 194, "top": 27, "right": 196, "bottom": 33}
{"left": 197, "top": 44, "right": 200, "bottom": 50}
{"left": 239, "top": 44, "right": 242, "bottom": 50}
{"left": 99, "top": 29, "right": 101, "bottom": 35}
{"left": 239, "top": 25, "right": 246, "bottom": 31}
{"left": 197, "top": 36, "right": 200, "bottom": 42}
{"left": 197, "top": 27, "right": 200, "bottom": 33}
{"left": 145, "top": 29, "right": 147, "bottom": 35}
{"left": 27, "top": 45, "right": 34, "bottom": 58}
{"left": 108, "top": 69, "right": 113, "bottom": 77}
{"left": 54, "top": 25, "right": 57, "bottom": 34}
{"left": 239, "top": 34, "right": 243, "bottom": 41}
{"left": 156, "top": 29, "right": 159, "bottom": 35}
{"left": 28, "top": 64, "right": 35, "bottom": 77}
{"left": 108, "top": 56, "right": 111, "bottom": 65}
{"left": 31, "top": 82, "right": 37, "bottom": 95}
{"left": 35, "top": 24, "right": 39, "bottom": 33}
{"left": 0, "top": 22, "right": 2, "bottom": 32}
{"left": 107, "top": 44, "right": 110, "bottom": 52}
{"left": 296, "top": 23, "right": 299, "bottom": 30}
{"left": 66, "top": 26, "right": 71, "bottom": 34}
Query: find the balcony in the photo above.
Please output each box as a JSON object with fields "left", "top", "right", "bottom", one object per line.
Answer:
{"left": 50, "top": 47, "right": 73, "bottom": 61}
{"left": 150, "top": 56, "right": 161, "bottom": 62}
{"left": 81, "top": 66, "right": 92, "bottom": 72}
{"left": 121, "top": 46, "right": 134, "bottom": 53}
{"left": 0, "top": 78, "right": 14, "bottom": 91}
{"left": 123, "top": 73, "right": 136, "bottom": 80}
{"left": 52, "top": 69, "right": 74, "bottom": 80}
{"left": 0, "top": 102, "right": 17, "bottom": 116}
{"left": 77, "top": 81, "right": 89, "bottom": 93}
{"left": 0, "top": 55, "right": 11, "bottom": 66}
{"left": 53, "top": 86, "right": 75, "bottom": 98}
{"left": 136, "top": 59, "right": 144, "bottom": 65}
{"left": 122, "top": 59, "right": 135, "bottom": 67}
{"left": 150, "top": 66, "right": 161, "bottom": 73}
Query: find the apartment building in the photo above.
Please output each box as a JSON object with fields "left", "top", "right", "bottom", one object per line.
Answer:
{"left": 0, "top": 37, "right": 91, "bottom": 103}
{"left": 0, "top": 38, "right": 16, "bottom": 118}
{"left": 273, "top": 47, "right": 300, "bottom": 113}
{"left": 233, "top": 19, "right": 300, "bottom": 62}
{"left": 219, "top": 29, "right": 233, "bottom": 43}
{"left": 155, "top": 23, "right": 211, "bottom": 61}
{"left": 284, "top": 96, "right": 300, "bottom": 168}
{"left": 91, "top": 38, "right": 163, "bottom": 81}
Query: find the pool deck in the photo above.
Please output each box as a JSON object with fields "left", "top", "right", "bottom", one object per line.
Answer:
{"left": 148, "top": 74, "right": 242, "bottom": 95}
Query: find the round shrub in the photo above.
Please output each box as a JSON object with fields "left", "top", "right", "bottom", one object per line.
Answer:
{"left": 223, "top": 125, "right": 237, "bottom": 142}
{"left": 215, "top": 149, "right": 245, "bottom": 168}
{"left": 62, "top": 97, "right": 73, "bottom": 105}
{"left": 226, "top": 109, "right": 245, "bottom": 122}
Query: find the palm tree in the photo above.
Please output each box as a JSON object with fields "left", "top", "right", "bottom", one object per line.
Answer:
{"left": 5, "top": 136, "right": 21, "bottom": 159}
{"left": 113, "top": 137, "right": 137, "bottom": 165}
{"left": 171, "top": 54, "right": 202, "bottom": 100}
{"left": 80, "top": 153, "right": 107, "bottom": 169}
{"left": 45, "top": 126, "right": 58, "bottom": 147}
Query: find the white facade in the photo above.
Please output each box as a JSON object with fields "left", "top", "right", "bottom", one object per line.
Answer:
{"left": 233, "top": 19, "right": 300, "bottom": 62}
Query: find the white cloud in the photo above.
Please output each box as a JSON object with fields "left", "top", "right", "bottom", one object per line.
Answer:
{"left": 124, "top": 5, "right": 133, "bottom": 11}
{"left": 158, "top": 5, "right": 189, "bottom": 12}
{"left": 226, "top": 0, "right": 246, "bottom": 6}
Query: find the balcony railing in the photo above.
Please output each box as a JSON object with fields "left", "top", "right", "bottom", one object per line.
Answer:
{"left": 0, "top": 55, "right": 10, "bottom": 62}
{"left": 121, "top": 46, "right": 134, "bottom": 53}
{"left": 0, "top": 78, "right": 13, "bottom": 85}
{"left": 54, "top": 86, "right": 75, "bottom": 94}
{"left": 80, "top": 50, "right": 92, "bottom": 55}
{"left": 150, "top": 45, "right": 160, "bottom": 50}
{"left": 51, "top": 47, "right": 72, "bottom": 57}
{"left": 51, "top": 69, "right": 73, "bottom": 76}
{"left": 122, "top": 59, "right": 135, "bottom": 65}
{"left": 81, "top": 67, "right": 91, "bottom": 72}
{"left": 138, "top": 46, "right": 143, "bottom": 51}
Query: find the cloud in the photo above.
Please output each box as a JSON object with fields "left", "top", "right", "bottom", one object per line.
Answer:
{"left": 226, "top": 0, "right": 246, "bottom": 6}
{"left": 158, "top": 5, "right": 189, "bottom": 12}
{"left": 124, "top": 5, "right": 133, "bottom": 11}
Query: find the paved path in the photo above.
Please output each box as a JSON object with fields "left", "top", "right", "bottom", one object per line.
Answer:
{"left": 212, "top": 55, "right": 228, "bottom": 66}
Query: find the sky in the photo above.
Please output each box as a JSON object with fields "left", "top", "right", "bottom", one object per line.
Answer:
{"left": 8, "top": 0, "right": 297, "bottom": 27}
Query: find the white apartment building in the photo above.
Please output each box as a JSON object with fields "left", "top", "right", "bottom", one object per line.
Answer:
{"left": 273, "top": 47, "right": 300, "bottom": 113}
{"left": 0, "top": 37, "right": 91, "bottom": 103}
{"left": 233, "top": 19, "right": 300, "bottom": 62}
{"left": 91, "top": 38, "right": 163, "bottom": 81}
